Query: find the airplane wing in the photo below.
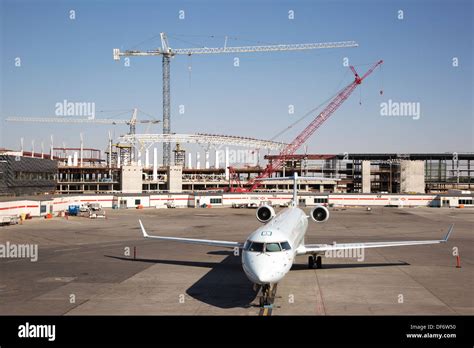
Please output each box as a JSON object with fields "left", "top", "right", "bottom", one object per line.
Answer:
{"left": 138, "top": 220, "right": 243, "bottom": 249}
{"left": 297, "top": 224, "right": 454, "bottom": 255}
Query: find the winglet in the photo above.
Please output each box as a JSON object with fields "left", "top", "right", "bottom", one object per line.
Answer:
{"left": 138, "top": 219, "right": 149, "bottom": 238}
{"left": 442, "top": 224, "right": 454, "bottom": 242}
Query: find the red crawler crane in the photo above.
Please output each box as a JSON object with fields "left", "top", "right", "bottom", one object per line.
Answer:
{"left": 228, "top": 166, "right": 246, "bottom": 193}
{"left": 227, "top": 60, "right": 384, "bottom": 192}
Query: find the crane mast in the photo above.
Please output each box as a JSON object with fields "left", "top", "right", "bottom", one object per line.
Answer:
{"left": 244, "top": 60, "right": 384, "bottom": 192}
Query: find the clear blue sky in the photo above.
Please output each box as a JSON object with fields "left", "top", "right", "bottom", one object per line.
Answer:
{"left": 1, "top": 0, "right": 472, "bottom": 157}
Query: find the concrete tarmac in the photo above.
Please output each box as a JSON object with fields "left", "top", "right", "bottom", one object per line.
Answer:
{"left": 0, "top": 206, "right": 472, "bottom": 315}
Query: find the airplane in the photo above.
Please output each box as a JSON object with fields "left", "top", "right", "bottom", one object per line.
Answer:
{"left": 138, "top": 173, "right": 454, "bottom": 306}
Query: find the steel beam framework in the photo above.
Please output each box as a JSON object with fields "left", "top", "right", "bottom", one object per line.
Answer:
{"left": 119, "top": 133, "right": 287, "bottom": 151}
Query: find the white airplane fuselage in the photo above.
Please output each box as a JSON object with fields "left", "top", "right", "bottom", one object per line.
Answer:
{"left": 242, "top": 206, "right": 308, "bottom": 285}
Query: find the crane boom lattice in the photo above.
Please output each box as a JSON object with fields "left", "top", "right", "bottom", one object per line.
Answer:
{"left": 245, "top": 60, "right": 384, "bottom": 191}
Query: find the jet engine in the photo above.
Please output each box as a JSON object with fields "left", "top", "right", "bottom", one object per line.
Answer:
{"left": 256, "top": 205, "right": 276, "bottom": 223}
{"left": 310, "top": 206, "right": 329, "bottom": 223}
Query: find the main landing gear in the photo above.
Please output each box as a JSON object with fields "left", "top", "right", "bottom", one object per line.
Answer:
{"left": 308, "top": 255, "right": 322, "bottom": 269}
{"left": 259, "top": 284, "right": 277, "bottom": 307}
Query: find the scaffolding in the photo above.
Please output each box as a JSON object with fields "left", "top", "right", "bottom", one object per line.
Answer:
{"left": 173, "top": 143, "right": 186, "bottom": 166}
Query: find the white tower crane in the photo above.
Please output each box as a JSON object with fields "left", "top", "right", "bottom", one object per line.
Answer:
{"left": 113, "top": 33, "right": 358, "bottom": 166}
{"left": 6, "top": 108, "right": 160, "bottom": 136}
{"left": 6, "top": 108, "right": 160, "bottom": 163}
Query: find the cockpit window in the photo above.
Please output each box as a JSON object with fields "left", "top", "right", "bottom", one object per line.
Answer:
{"left": 245, "top": 241, "right": 291, "bottom": 253}
{"left": 248, "top": 242, "right": 264, "bottom": 252}
{"left": 265, "top": 243, "right": 281, "bottom": 252}
{"left": 243, "top": 241, "right": 251, "bottom": 251}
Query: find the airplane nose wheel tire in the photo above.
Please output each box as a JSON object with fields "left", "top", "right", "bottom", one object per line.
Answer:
{"left": 259, "top": 284, "right": 273, "bottom": 307}
{"left": 308, "top": 256, "right": 315, "bottom": 269}
{"left": 260, "top": 285, "right": 269, "bottom": 307}
{"left": 316, "top": 256, "right": 322, "bottom": 269}
{"left": 309, "top": 255, "right": 322, "bottom": 269}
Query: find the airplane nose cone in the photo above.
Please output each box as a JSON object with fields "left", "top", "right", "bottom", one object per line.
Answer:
{"left": 254, "top": 273, "right": 273, "bottom": 284}
{"left": 247, "top": 267, "right": 274, "bottom": 284}
{"left": 242, "top": 251, "right": 288, "bottom": 285}
{"left": 252, "top": 266, "right": 275, "bottom": 283}
{"left": 253, "top": 269, "right": 285, "bottom": 284}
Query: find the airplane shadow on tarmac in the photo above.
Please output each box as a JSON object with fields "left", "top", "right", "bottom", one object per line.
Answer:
{"left": 106, "top": 253, "right": 257, "bottom": 309}
{"left": 106, "top": 254, "right": 409, "bottom": 309}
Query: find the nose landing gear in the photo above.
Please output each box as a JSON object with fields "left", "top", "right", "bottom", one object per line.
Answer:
{"left": 308, "top": 255, "right": 322, "bottom": 269}
{"left": 258, "top": 284, "right": 278, "bottom": 307}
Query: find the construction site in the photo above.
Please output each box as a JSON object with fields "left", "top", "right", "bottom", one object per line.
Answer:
{"left": 0, "top": 31, "right": 473, "bottom": 222}
{"left": 1, "top": 144, "right": 473, "bottom": 197}
{"left": 1, "top": 45, "right": 472, "bottom": 199}
{"left": 0, "top": 7, "right": 472, "bottom": 327}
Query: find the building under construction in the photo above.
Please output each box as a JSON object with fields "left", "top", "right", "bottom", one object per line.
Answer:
{"left": 3, "top": 50, "right": 471, "bottom": 197}
{"left": 2, "top": 143, "right": 472, "bottom": 196}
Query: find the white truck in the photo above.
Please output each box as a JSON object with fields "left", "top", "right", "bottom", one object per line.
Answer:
{"left": 79, "top": 203, "right": 106, "bottom": 218}
{"left": 1, "top": 215, "right": 20, "bottom": 226}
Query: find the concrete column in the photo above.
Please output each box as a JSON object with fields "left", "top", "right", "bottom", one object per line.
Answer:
{"left": 153, "top": 148, "right": 158, "bottom": 181}
{"left": 121, "top": 165, "right": 142, "bottom": 193}
{"left": 137, "top": 151, "right": 142, "bottom": 167}
{"left": 167, "top": 165, "right": 183, "bottom": 193}
{"left": 205, "top": 151, "right": 210, "bottom": 169}
{"left": 145, "top": 149, "right": 150, "bottom": 168}
{"left": 362, "top": 160, "right": 371, "bottom": 193}
{"left": 225, "top": 147, "right": 229, "bottom": 180}
{"left": 188, "top": 153, "right": 192, "bottom": 169}
{"left": 73, "top": 152, "right": 78, "bottom": 167}
{"left": 117, "top": 151, "right": 121, "bottom": 168}
{"left": 215, "top": 149, "right": 220, "bottom": 169}
{"left": 196, "top": 152, "right": 201, "bottom": 169}
{"left": 400, "top": 160, "right": 425, "bottom": 193}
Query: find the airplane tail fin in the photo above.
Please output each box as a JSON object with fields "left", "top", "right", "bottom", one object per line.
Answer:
{"left": 255, "top": 173, "right": 337, "bottom": 206}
